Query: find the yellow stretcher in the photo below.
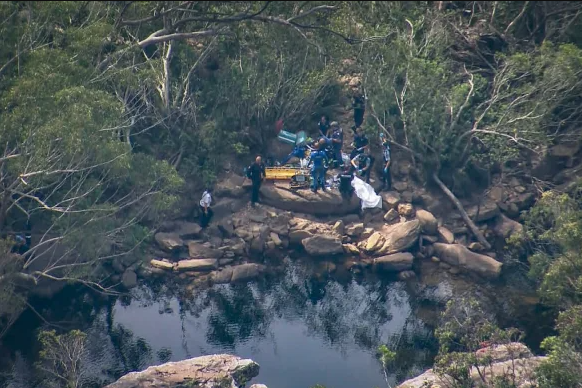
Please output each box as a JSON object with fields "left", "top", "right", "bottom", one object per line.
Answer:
{"left": 265, "top": 166, "right": 311, "bottom": 189}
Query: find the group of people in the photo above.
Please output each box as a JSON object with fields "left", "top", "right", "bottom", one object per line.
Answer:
{"left": 197, "top": 92, "right": 392, "bottom": 228}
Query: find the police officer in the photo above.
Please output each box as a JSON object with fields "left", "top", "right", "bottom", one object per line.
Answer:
{"left": 380, "top": 133, "right": 392, "bottom": 191}
{"left": 329, "top": 121, "right": 344, "bottom": 168}
{"left": 350, "top": 145, "right": 372, "bottom": 183}
{"left": 309, "top": 139, "right": 329, "bottom": 193}
{"left": 350, "top": 126, "right": 369, "bottom": 160}
{"left": 248, "top": 156, "right": 266, "bottom": 207}
{"left": 339, "top": 164, "right": 355, "bottom": 200}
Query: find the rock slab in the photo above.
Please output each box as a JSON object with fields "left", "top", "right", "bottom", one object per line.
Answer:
{"left": 105, "top": 354, "right": 260, "bottom": 388}
{"left": 302, "top": 235, "right": 344, "bottom": 256}
{"left": 433, "top": 243, "right": 502, "bottom": 279}
{"left": 374, "top": 253, "right": 414, "bottom": 272}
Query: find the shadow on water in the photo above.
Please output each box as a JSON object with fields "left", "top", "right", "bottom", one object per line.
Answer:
{"left": 0, "top": 257, "right": 440, "bottom": 388}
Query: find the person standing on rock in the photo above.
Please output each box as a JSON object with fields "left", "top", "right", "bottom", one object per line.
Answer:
{"left": 309, "top": 139, "right": 329, "bottom": 193}
{"left": 199, "top": 188, "right": 214, "bottom": 228}
{"left": 329, "top": 121, "right": 344, "bottom": 168}
{"left": 248, "top": 156, "right": 266, "bottom": 207}
{"left": 318, "top": 115, "right": 330, "bottom": 138}
{"left": 380, "top": 132, "right": 392, "bottom": 191}
{"left": 339, "top": 164, "right": 355, "bottom": 200}
{"left": 352, "top": 92, "right": 366, "bottom": 130}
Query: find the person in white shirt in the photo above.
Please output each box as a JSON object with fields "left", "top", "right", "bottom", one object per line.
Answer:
{"left": 199, "top": 188, "right": 213, "bottom": 228}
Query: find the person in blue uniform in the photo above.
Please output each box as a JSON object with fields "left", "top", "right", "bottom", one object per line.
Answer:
{"left": 280, "top": 144, "right": 308, "bottom": 166}
{"left": 309, "top": 140, "right": 329, "bottom": 193}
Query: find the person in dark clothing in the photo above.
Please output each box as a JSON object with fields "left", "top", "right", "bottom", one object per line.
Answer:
{"left": 352, "top": 93, "right": 366, "bottom": 128}
{"left": 248, "top": 156, "right": 266, "bottom": 206}
{"left": 350, "top": 126, "right": 369, "bottom": 160}
{"left": 351, "top": 146, "right": 372, "bottom": 183}
{"left": 380, "top": 133, "right": 392, "bottom": 191}
{"left": 339, "top": 165, "right": 354, "bottom": 200}
{"left": 318, "top": 115, "right": 330, "bottom": 138}
{"left": 329, "top": 121, "right": 344, "bottom": 168}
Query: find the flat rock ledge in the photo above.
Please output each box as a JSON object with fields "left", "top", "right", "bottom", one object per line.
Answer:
{"left": 105, "top": 354, "right": 264, "bottom": 388}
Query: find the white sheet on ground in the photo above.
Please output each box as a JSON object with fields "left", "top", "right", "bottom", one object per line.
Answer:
{"left": 351, "top": 176, "right": 382, "bottom": 210}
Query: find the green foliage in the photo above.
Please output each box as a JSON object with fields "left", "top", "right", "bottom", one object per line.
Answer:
{"left": 36, "top": 329, "right": 87, "bottom": 388}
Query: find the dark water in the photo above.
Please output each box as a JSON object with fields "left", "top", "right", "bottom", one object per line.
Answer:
{"left": 0, "top": 258, "right": 440, "bottom": 388}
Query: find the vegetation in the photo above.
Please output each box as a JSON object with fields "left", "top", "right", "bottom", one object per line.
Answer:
{"left": 2, "top": 1, "right": 582, "bottom": 387}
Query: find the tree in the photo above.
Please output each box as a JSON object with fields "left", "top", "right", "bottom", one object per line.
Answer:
{"left": 36, "top": 329, "right": 88, "bottom": 388}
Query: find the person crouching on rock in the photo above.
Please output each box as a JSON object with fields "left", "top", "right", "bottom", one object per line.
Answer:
{"left": 309, "top": 139, "right": 329, "bottom": 193}
{"left": 199, "top": 188, "right": 214, "bottom": 228}
{"left": 351, "top": 145, "right": 372, "bottom": 183}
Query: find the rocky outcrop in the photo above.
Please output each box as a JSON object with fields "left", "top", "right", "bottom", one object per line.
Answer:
{"left": 467, "top": 200, "right": 500, "bottom": 222}
{"left": 105, "top": 354, "right": 261, "bottom": 388}
{"left": 187, "top": 242, "right": 223, "bottom": 259}
{"left": 302, "top": 235, "right": 344, "bottom": 256}
{"left": 433, "top": 243, "right": 502, "bottom": 279}
{"left": 176, "top": 259, "right": 218, "bottom": 271}
{"left": 396, "top": 343, "right": 546, "bottom": 388}
{"left": 437, "top": 226, "right": 455, "bottom": 244}
{"left": 260, "top": 183, "right": 360, "bottom": 215}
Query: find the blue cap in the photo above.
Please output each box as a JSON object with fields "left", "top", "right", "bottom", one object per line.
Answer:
{"left": 15, "top": 235, "right": 25, "bottom": 243}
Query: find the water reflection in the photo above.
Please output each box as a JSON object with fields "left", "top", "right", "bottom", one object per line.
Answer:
{"left": 1, "top": 258, "right": 439, "bottom": 388}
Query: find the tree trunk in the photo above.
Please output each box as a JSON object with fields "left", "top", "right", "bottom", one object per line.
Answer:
{"left": 432, "top": 172, "right": 492, "bottom": 250}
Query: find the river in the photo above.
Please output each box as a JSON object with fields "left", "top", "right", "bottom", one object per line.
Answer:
{"left": 0, "top": 256, "right": 552, "bottom": 388}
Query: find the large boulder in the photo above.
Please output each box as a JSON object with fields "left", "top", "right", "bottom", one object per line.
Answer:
{"left": 211, "top": 267, "right": 234, "bottom": 284}
{"left": 384, "top": 209, "right": 399, "bottom": 223}
{"left": 150, "top": 259, "right": 174, "bottom": 270}
{"left": 231, "top": 263, "right": 267, "bottom": 282}
{"left": 302, "top": 235, "right": 344, "bottom": 256}
{"left": 416, "top": 209, "right": 438, "bottom": 235}
{"left": 105, "top": 354, "right": 260, "bottom": 388}
{"left": 121, "top": 270, "right": 138, "bottom": 289}
{"left": 374, "top": 253, "right": 414, "bottom": 272}
{"left": 377, "top": 220, "right": 421, "bottom": 255}
{"left": 364, "top": 232, "right": 386, "bottom": 252}
{"left": 398, "top": 203, "right": 414, "bottom": 217}
{"left": 260, "top": 183, "right": 360, "bottom": 216}
{"left": 346, "top": 223, "right": 365, "bottom": 237}
{"left": 154, "top": 233, "right": 184, "bottom": 251}
{"left": 433, "top": 243, "right": 502, "bottom": 279}
{"left": 176, "top": 259, "right": 218, "bottom": 271}
{"left": 172, "top": 221, "right": 203, "bottom": 239}
{"left": 187, "top": 242, "right": 223, "bottom": 259}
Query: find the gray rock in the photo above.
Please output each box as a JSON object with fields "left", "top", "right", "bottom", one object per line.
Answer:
{"left": 467, "top": 201, "right": 500, "bottom": 222}
{"left": 511, "top": 192, "right": 535, "bottom": 211}
{"left": 384, "top": 208, "right": 399, "bottom": 223}
{"left": 105, "top": 354, "right": 260, "bottom": 388}
{"left": 433, "top": 243, "right": 502, "bottom": 279}
{"left": 187, "top": 241, "right": 223, "bottom": 259}
{"left": 376, "top": 220, "right": 421, "bottom": 255}
{"left": 121, "top": 270, "right": 137, "bottom": 289}
{"left": 176, "top": 259, "right": 218, "bottom": 271}
{"left": 493, "top": 214, "right": 524, "bottom": 239}
{"left": 302, "top": 235, "right": 344, "bottom": 256}
{"left": 172, "top": 221, "right": 203, "bottom": 239}
{"left": 211, "top": 267, "right": 234, "bottom": 284}
{"left": 332, "top": 220, "right": 345, "bottom": 236}
{"left": 416, "top": 209, "right": 438, "bottom": 235}
{"left": 154, "top": 233, "right": 184, "bottom": 251}
{"left": 231, "top": 263, "right": 267, "bottom": 283}
{"left": 289, "top": 230, "right": 313, "bottom": 244}
{"left": 269, "top": 214, "right": 291, "bottom": 236}
{"left": 374, "top": 252, "right": 414, "bottom": 272}
{"left": 437, "top": 226, "right": 455, "bottom": 244}
{"left": 259, "top": 184, "right": 360, "bottom": 216}
{"left": 341, "top": 214, "right": 361, "bottom": 224}
{"left": 217, "top": 219, "right": 235, "bottom": 238}
{"left": 346, "top": 223, "right": 365, "bottom": 237}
